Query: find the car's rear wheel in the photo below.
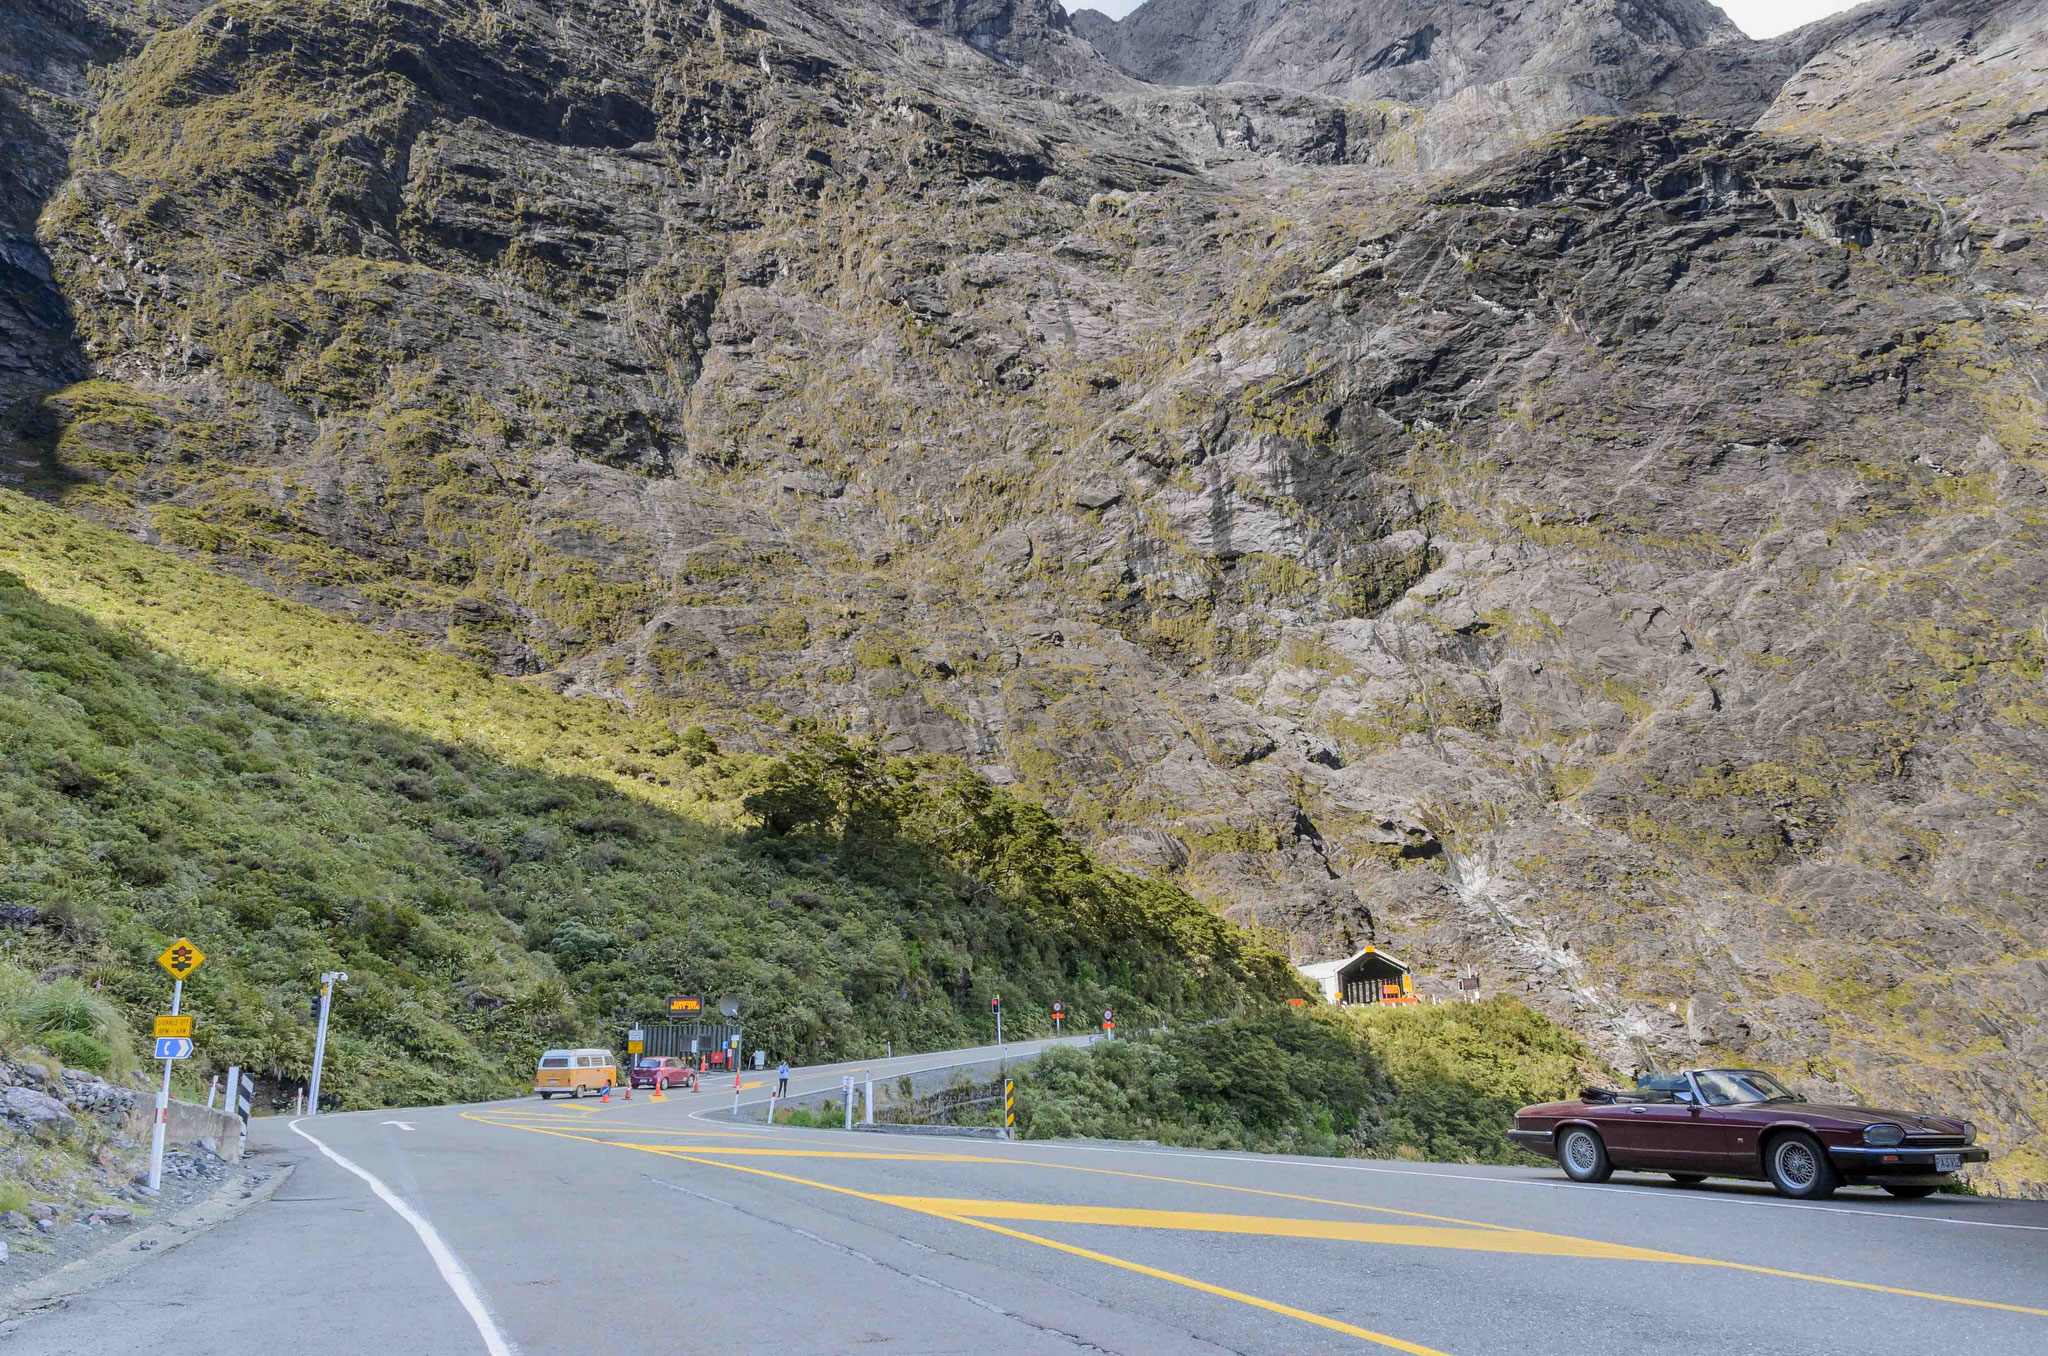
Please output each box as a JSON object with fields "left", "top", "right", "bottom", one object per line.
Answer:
{"left": 1558, "top": 1127, "right": 1613, "bottom": 1183}
{"left": 539, "top": 1091, "right": 552, "bottom": 1100}
{"left": 1882, "top": 1185, "right": 1938, "bottom": 1199}
{"left": 1765, "top": 1132, "right": 1838, "bottom": 1199}
{"left": 1668, "top": 1173, "right": 1706, "bottom": 1186}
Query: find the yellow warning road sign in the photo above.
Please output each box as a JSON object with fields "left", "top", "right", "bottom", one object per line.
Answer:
{"left": 153, "top": 1015, "right": 193, "bottom": 1039}
{"left": 156, "top": 939, "right": 206, "bottom": 980}
{"left": 627, "top": 1040, "right": 644, "bottom": 1054}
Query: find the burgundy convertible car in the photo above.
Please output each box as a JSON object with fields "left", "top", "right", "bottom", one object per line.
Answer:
{"left": 1510, "top": 1068, "right": 1987, "bottom": 1199}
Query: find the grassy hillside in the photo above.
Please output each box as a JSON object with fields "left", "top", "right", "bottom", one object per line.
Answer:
{"left": 0, "top": 490, "right": 1300, "bottom": 1108}
{"left": 1016, "top": 1002, "right": 1606, "bottom": 1161}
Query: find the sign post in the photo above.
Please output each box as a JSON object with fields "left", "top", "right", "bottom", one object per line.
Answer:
{"left": 1051, "top": 1001, "right": 1063, "bottom": 1034}
{"left": 148, "top": 940, "right": 205, "bottom": 1191}
{"left": 1103, "top": 1007, "right": 1114, "bottom": 1039}
{"left": 991, "top": 993, "right": 1002, "bottom": 1046}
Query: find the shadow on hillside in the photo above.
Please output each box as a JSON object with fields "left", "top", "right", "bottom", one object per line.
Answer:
{"left": 0, "top": 572, "right": 1274, "bottom": 1110}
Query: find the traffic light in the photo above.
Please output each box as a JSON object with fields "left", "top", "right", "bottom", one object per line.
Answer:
{"left": 990, "top": 994, "right": 1001, "bottom": 1013}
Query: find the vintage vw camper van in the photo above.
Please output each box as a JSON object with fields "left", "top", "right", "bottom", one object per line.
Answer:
{"left": 534, "top": 1047, "right": 617, "bottom": 1099}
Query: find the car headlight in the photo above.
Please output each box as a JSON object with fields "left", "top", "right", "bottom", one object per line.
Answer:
{"left": 1963, "top": 1121, "right": 1977, "bottom": 1145}
{"left": 1863, "top": 1123, "right": 1906, "bottom": 1147}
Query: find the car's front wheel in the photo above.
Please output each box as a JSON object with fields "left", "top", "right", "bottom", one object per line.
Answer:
{"left": 1882, "top": 1185, "right": 1937, "bottom": 1199}
{"left": 1558, "top": 1127, "right": 1613, "bottom": 1183}
{"left": 1765, "top": 1132, "right": 1839, "bottom": 1199}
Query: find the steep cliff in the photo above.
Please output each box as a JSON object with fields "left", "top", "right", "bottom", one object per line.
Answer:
{"left": 2, "top": 0, "right": 2045, "bottom": 1188}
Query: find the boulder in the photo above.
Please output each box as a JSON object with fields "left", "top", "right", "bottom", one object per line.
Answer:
{"left": 1, "top": 1085, "right": 77, "bottom": 1139}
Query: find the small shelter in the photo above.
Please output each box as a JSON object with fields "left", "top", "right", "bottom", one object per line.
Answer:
{"left": 1296, "top": 945, "right": 1415, "bottom": 1006}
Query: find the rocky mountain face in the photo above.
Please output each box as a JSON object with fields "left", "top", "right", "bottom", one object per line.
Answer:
{"left": 1069, "top": 0, "right": 1785, "bottom": 166}
{"left": 2, "top": 0, "right": 2045, "bottom": 1188}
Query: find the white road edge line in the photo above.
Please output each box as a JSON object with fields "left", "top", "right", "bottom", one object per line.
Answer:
{"left": 290, "top": 1118, "right": 520, "bottom": 1355}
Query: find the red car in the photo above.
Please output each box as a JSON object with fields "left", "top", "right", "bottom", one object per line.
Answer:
{"left": 628, "top": 1056, "right": 697, "bottom": 1091}
{"left": 1510, "top": 1068, "right": 1988, "bottom": 1199}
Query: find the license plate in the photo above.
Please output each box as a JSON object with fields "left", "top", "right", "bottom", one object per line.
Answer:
{"left": 1935, "top": 1153, "right": 1961, "bottom": 1173}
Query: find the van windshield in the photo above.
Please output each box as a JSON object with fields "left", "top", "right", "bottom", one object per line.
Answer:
{"left": 539, "top": 1057, "right": 569, "bottom": 1068}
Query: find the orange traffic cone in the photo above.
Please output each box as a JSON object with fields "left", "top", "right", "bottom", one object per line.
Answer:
{"left": 624, "top": 1081, "right": 632, "bottom": 1100}
{"left": 600, "top": 1085, "right": 610, "bottom": 1103}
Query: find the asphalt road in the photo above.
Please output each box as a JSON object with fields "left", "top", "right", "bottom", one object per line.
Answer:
{"left": 7, "top": 1040, "right": 2045, "bottom": 1356}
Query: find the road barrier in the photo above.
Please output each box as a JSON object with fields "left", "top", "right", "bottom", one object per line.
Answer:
{"left": 738, "top": 1049, "right": 1069, "bottom": 1137}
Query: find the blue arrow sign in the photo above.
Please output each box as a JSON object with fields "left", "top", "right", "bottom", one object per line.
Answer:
{"left": 154, "top": 1036, "right": 193, "bottom": 1060}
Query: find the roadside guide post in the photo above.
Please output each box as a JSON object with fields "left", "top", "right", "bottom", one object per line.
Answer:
{"left": 1005, "top": 1079, "right": 1015, "bottom": 1139}
{"left": 148, "top": 939, "right": 206, "bottom": 1192}
{"left": 864, "top": 1073, "right": 874, "bottom": 1125}
{"left": 206, "top": 1075, "right": 218, "bottom": 1110}
{"left": 307, "top": 971, "right": 346, "bottom": 1117}
{"left": 842, "top": 1075, "right": 855, "bottom": 1130}
{"left": 225, "top": 1065, "right": 253, "bottom": 1152}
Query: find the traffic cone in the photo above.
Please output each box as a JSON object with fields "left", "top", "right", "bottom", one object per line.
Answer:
{"left": 600, "top": 1085, "right": 610, "bottom": 1103}
{"left": 624, "top": 1082, "right": 632, "bottom": 1100}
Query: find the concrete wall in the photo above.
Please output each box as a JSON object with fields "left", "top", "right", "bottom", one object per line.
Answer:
{"left": 125, "top": 1098, "right": 244, "bottom": 1162}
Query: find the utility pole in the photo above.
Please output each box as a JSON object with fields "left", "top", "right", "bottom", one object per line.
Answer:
{"left": 307, "top": 971, "right": 345, "bottom": 1116}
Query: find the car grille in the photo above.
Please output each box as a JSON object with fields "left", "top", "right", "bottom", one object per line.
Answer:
{"left": 1904, "top": 1133, "right": 1965, "bottom": 1147}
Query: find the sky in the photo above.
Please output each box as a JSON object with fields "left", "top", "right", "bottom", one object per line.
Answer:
{"left": 1060, "top": 1, "right": 1864, "bottom": 40}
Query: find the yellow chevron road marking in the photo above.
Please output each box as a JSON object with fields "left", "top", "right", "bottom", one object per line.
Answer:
{"left": 458, "top": 1113, "right": 1450, "bottom": 1353}
{"left": 871, "top": 1197, "right": 1677, "bottom": 1261}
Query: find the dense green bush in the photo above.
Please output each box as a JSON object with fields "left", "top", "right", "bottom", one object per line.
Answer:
{"left": 40, "top": 1030, "right": 115, "bottom": 1074}
{"left": 1349, "top": 998, "right": 1601, "bottom": 1162}
{"left": 1016, "top": 1000, "right": 1603, "bottom": 1162}
{"left": 0, "top": 957, "right": 135, "bottom": 1076}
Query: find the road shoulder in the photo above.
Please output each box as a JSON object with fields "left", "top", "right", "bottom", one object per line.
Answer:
{"left": 0, "top": 1163, "right": 292, "bottom": 1334}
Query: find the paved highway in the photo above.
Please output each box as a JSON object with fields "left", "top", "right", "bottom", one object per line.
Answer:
{"left": 7, "top": 1041, "right": 2045, "bottom": 1355}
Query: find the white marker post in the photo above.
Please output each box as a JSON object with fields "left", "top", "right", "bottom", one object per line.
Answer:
{"left": 147, "top": 977, "right": 182, "bottom": 1192}
{"left": 842, "top": 1075, "right": 854, "bottom": 1130}
{"left": 863, "top": 1074, "right": 874, "bottom": 1125}
{"left": 307, "top": 971, "right": 345, "bottom": 1116}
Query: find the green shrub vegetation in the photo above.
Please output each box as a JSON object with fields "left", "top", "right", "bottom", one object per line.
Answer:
{"left": 0, "top": 491, "right": 1298, "bottom": 1110}
{"left": 1016, "top": 1001, "right": 1602, "bottom": 1161}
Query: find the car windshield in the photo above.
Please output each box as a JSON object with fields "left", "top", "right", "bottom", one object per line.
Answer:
{"left": 636, "top": 1056, "right": 664, "bottom": 1067}
{"left": 1694, "top": 1069, "right": 1800, "bottom": 1106}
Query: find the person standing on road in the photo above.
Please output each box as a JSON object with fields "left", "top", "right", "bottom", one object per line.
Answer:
{"left": 776, "top": 1060, "right": 789, "bottom": 1097}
